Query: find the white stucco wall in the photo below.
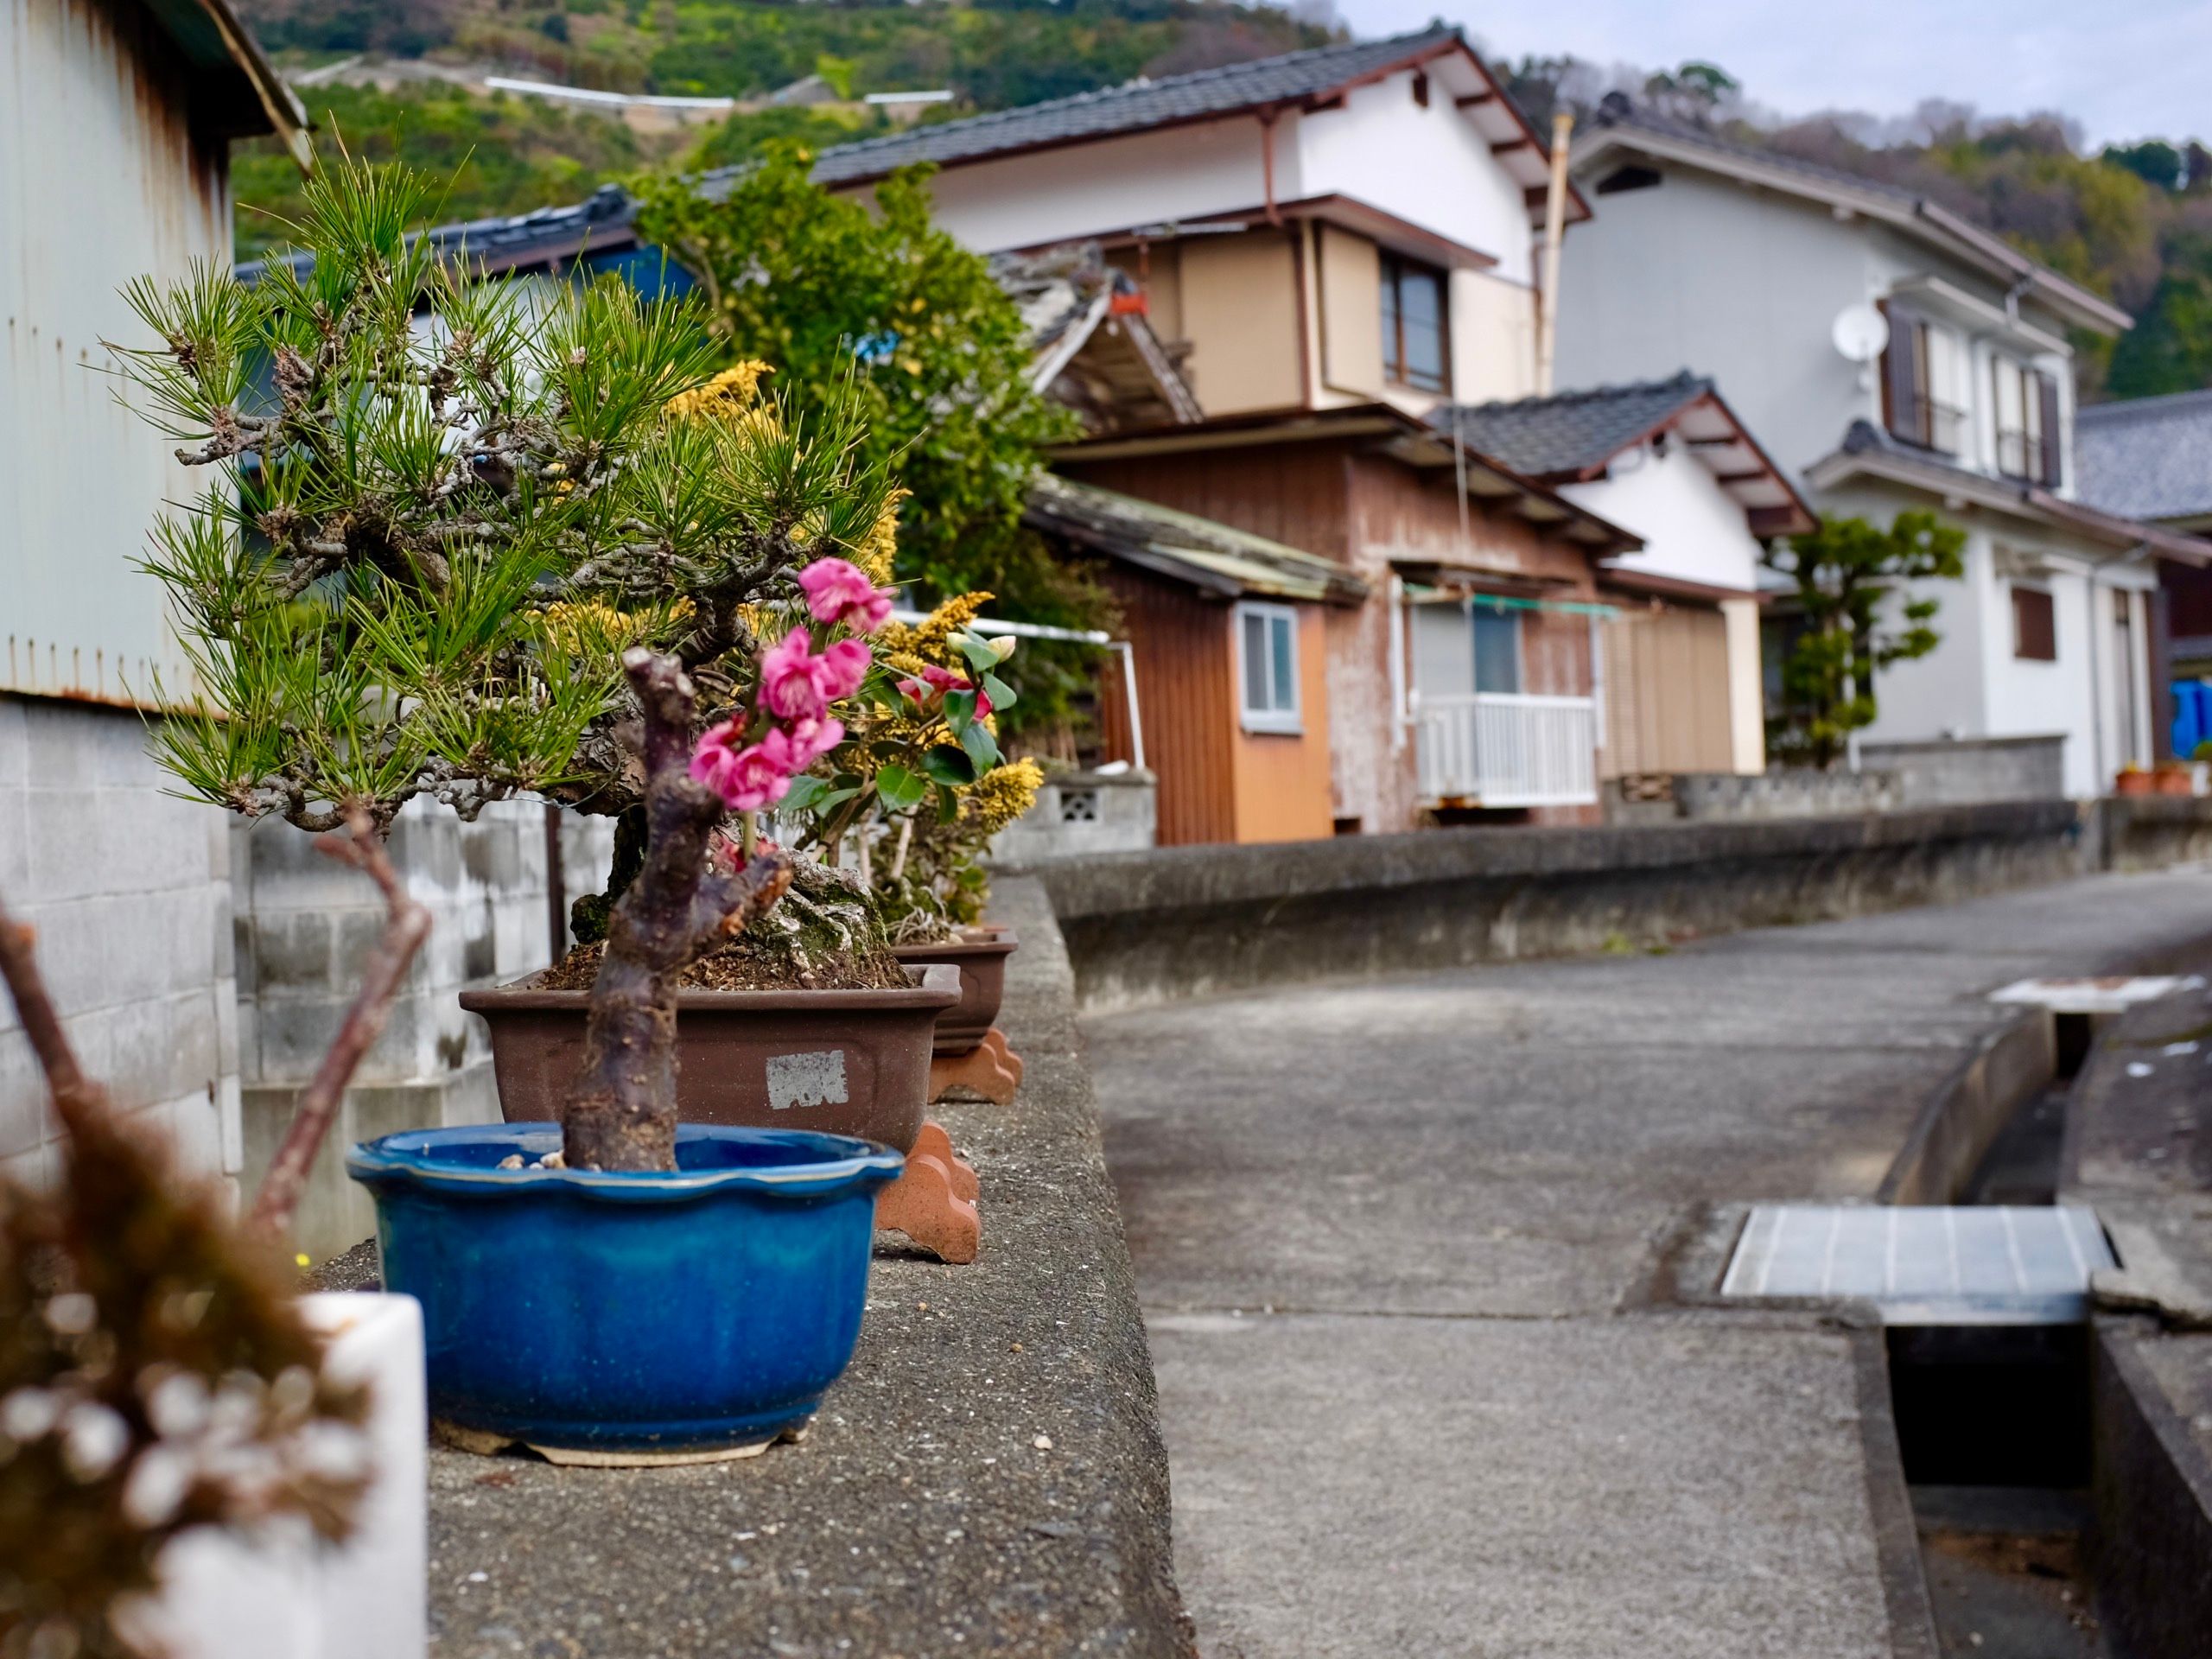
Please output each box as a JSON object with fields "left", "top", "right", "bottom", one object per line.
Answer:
{"left": 1555, "top": 162, "right": 2081, "bottom": 490}
{"left": 1818, "top": 477, "right": 2157, "bottom": 798}
{"left": 917, "top": 114, "right": 1277, "bottom": 254}
{"left": 1559, "top": 442, "right": 1763, "bottom": 594}
{"left": 1294, "top": 68, "right": 1536, "bottom": 283}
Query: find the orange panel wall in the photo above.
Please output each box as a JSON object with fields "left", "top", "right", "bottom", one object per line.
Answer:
{"left": 1230, "top": 605, "right": 1337, "bottom": 842}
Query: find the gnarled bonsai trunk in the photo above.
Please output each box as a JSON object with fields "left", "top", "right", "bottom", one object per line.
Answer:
{"left": 562, "top": 650, "right": 791, "bottom": 1172}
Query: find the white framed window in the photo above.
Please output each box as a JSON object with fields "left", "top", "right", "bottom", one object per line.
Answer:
{"left": 1236, "top": 601, "right": 1302, "bottom": 734}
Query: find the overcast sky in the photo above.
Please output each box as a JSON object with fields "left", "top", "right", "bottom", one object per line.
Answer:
{"left": 1337, "top": 0, "right": 2212, "bottom": 149}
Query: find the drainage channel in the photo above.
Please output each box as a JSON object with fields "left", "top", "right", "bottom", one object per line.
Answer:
{"left": 1898, "top": 1057, "right": 2106, "bottom": 1659}
{"left": 1724, "top": 998, "right": 2133, "bottom": 1658}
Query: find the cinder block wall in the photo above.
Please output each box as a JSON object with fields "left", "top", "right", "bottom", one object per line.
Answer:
{"left": 233, "top": 798, "right": 613, "bottom": 1257}
{"left": 0, "top": 697, "right": 241, "bottom": 1199}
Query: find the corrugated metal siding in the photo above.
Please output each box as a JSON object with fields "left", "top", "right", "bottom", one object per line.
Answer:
{"left": 3, "top": 0, "right": 231, "bottom": 707}
{"left": 1096, "top": 567, "right": 1237, "bottom": 846}
{"left": 1601, "top": 601, "right": 1733, "bottom": 776}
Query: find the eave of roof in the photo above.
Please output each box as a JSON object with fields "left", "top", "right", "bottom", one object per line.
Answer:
{"left": 148, "top": 0, "right": 311, "bottom": 171}
{"left": 1026, "top": 473, "right": 1368, "bottom": 604}
{"left": 1431, "top": 373, "right": 1817, "bottom": 539}
{"left": 796, "top": 27, "right": 1588, "bottom": 229}
{"left": 1573, "top": 112, "right": 2127, "bottom": 336}
{"left": 1808, "top": 423, "right": 2212, "bottom": 567}
{"left": 1054, "top": 402, "right": 1643, "bottom": 557}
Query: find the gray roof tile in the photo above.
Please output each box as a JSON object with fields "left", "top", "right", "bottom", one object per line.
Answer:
{"left": 1427, "top": 373, "right": 1710, "bottom": 479}
{"left": 2075, "top": 391, "right": 2212, "bottom": 524}
{"left": 799, "top": 26, "right": 1463, "bottom": 185}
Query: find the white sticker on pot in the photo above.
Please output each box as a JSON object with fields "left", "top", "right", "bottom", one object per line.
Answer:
{"left": 766, "top": 1050, "right": 849, "bottom": 1113}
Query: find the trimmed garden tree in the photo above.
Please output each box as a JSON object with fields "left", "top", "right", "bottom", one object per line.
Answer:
{"left": 1764, "top": 510, "right": 1967, "bottom": 769}
{"left": 116, "top": 160, "right": 925, "bottom": 1172}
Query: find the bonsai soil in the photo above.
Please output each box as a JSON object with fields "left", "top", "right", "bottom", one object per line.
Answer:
{"left": 538, "top": 938, "right": 911, "bottom": 994}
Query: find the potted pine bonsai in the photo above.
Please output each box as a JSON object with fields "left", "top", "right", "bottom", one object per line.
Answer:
{"left": 114, "top": 159, "right": 991, "bottom": 1457}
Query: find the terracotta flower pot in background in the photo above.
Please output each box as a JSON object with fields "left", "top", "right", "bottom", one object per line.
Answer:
{"left": 2155, "top": 765, "right": 2196, "bottom": 797}
{"left": 892, "top": 925, "right": 1025, "bottom": 1106}
{"left": 2116, "top": 769, "right": 2156, "bottom": 797}
{"left": 890, "top": 925, "right": 1018, "bottom": 1055}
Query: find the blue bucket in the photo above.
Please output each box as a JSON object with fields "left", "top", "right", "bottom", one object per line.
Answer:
{"left": 346, "top": 1122, "right": 905, "bottom": 1461}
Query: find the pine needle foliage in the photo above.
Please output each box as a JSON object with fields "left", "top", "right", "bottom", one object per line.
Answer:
{"left": 114, "top": 157, "right": 898, "bottom": 836}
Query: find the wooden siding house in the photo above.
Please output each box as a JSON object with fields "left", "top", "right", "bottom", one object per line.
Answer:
{"left": 1432, "top": 374, "right": 1816, "bottom": 788}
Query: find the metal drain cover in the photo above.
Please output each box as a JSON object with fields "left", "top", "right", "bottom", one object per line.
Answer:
{"left": 1721, "top": 1205, "right": 2113, "bottom": 1325}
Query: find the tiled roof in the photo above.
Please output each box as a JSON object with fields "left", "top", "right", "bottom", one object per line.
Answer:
{"left": 1026, "top": 474, "right": 1368, "bottom": 604}
{"left": 798, "top": 26, "right": 1463, "bottom": 185}
{"left": 1428, "top": 372, "right": 1711, "bottom": 479}
{"left": 1590, "top": 94, "right": 1924, "bottom": 213}
{"left": 2075, "top": 391, "right": 2212, "bottom": 524}
{"left": 238, "top": 183, "right": 642, "bottom": 284}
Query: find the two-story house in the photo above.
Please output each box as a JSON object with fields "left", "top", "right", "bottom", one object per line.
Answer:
{"left": 808, "top": 27, "right": 1783, "bottom": 837}
{"left": 1558, "top": 93, "right": 2212, "bottom": 798}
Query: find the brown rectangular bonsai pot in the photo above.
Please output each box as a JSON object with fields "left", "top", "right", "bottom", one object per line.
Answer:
{"left": 889, "top": 925, "right": 1018, "bottom": 1056}
{"left": 456, "top": 963, "right": 962, "bottom": 1154}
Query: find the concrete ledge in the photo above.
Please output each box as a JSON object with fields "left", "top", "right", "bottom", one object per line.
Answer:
{"left": 1022, "top": 801, "right": 2095, "bottom": 1013}
{"left": 2089, "top": 1318, "right": 2212, "bottom": 1658}
{"left": 327, "top": 877, "right": 1191, "bottom": 1658}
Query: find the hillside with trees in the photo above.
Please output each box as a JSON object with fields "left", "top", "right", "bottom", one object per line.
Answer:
{"left": 1505, "top": 56, "right": 2212, "bottom": 400}
{"left": 230, "top": 6, "right": 2212, "bottom": 399}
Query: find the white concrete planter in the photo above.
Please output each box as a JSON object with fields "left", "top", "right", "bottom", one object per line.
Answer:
{"left": 139, "top": 1293, "right": 427, "bottom": 1659}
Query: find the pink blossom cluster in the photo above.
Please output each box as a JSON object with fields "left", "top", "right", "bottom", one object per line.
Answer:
{"left": 688, "top": 558, "right": 893, "bottom": 814}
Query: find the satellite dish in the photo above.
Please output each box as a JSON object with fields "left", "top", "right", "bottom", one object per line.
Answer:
{"left": 1831, "top": 302, "right": 1890, "bottom": 364}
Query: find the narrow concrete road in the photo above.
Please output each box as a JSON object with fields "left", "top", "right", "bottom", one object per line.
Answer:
{"left": 1088, "top": 869, "right": 2212, "bottom": 1659}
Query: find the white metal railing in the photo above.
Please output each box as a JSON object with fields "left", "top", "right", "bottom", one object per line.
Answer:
{"left": 1414, "top": 692, "right": 1599, "bottom": 808}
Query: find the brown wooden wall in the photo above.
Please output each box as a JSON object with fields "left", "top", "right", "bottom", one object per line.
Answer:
{"left": 1600, "top": 600, "right": 1733, "bottom": 777}
{"left": 1061, "top": 443, "right": 1354, "bottom": 561}
{"left": 1095, "top": 567, "right": 1238, "bottom": 846}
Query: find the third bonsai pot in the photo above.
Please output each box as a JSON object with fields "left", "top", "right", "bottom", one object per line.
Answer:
{"left": 459, "top": 963, "right": 960, "bottom": 1153}
{"left": 889, "top": 925, "right": 1019, "bottom": 1056}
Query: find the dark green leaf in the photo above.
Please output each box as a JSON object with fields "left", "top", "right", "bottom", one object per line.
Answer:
{"left": 920, "top": 744, "right": 976, "bottom": 786}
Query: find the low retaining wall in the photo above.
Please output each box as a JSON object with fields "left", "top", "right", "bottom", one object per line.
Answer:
{"left": 1026, "top": 800, "right": 2100, "bottom": 1014}
{"left": 2102, "top": 792, "right": 2212, "bottom": 871}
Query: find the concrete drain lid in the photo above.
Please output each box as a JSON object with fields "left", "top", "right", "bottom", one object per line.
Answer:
{"left": 1721, "top": 1205, "right": 2113, "bottom": 1325}
{"left": 1987, "top": 975, "right": 2196, "bottom": 1014}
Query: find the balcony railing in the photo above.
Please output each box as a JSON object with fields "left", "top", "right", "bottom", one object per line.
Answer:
{"left": 1414, "top": 692, "right": 1599, "bottom": 809}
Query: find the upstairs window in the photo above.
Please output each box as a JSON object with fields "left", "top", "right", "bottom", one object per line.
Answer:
{"left": 1993, "top": 358, "right": 2063, "bottom": 486}
{"left": 1471, "top": 603, "right": 1522, "bottom": 695}
{"left": 1236, "top": 602, "right": 1302, "bottom": 734}
{"left": 1380, "top": 251, "right": 1449, "bottom": 394}
{"left": 2012, "top": 584, "right": 2056, "bottom": 662}
{"left": 1879, "top": 303, "right": 1967, "bottom": 455}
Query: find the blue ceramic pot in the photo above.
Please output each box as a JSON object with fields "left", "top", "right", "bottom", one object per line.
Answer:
{"left": 346, "top": 1122, "right": 904, "bottom": 1462}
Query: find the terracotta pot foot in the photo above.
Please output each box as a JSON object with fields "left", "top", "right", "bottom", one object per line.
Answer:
{"left": 875, "top": 1123, "right": 980, "bottom": 1263}
{"left": 930, "top": 1027, "right": 1021, "bottom": 1104}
